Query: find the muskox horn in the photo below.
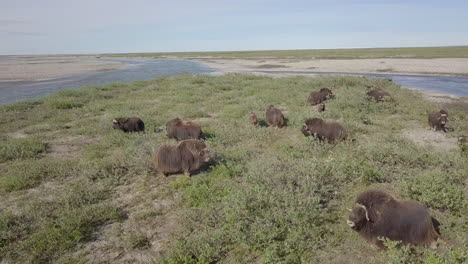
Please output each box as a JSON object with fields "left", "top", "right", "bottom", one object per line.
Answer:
{"left": 346, "top": 220, "right": 355, "bottom": 227}
{"left": 441, "top": 114, "right": 447, "bottom": 117}
{"left": 113, "top": 119, "right": 118, "bottom": 123}
{"left": 356, "top": 203, "right": 369, "bottom": 221}
{"left": 347, "top": 208, "right": 352, "bottom": 212}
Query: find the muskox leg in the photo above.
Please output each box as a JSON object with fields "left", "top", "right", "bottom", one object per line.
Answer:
{"left": 429, "top": 240, "right": 438, "bottom": 249}
{"left": 184, "top": 170, "right": 191, "bottom": 177}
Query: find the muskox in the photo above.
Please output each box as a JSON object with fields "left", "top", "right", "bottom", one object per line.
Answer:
{"left": 154, "top": 139, "right": 211, "bottom": 176}
{"left": 166, "top": 118, "right": 202, "bottom": 140}
{"left": 112, "top": 117, "right": 145, "bottom": 133}
{"left": 307, "top": 88, "right": 334, "bottom": 105}
{"left": 347, "top": 190, "right": 439, "bottom": 249}
{"left": 367, "top": 89, "right": 392, "bottom": 102}
{"left": 301, "top": 118, "right": 347, "bottom": 142}
{"left": 249, "top": 112, "right": 258, "bottom": 126}
{"left": 428, "top": 109, "right": 448, "bottom": 131}
{"left": 317, "top": 103, "right": 325, "bottom": 112}
{"left": 266, "top": 105, "right": 285, "bottom": 128}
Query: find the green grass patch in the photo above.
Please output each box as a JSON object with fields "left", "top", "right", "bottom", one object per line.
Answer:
{"left": 0, "top": 137, "right": 45, "bottom": 162}
{"left": 0, "top": 74, "right": 466, "bottom": 263}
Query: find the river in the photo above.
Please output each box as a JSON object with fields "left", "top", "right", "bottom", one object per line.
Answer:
{"left": 0, "top": 58, "right": 467, "bottom": 105}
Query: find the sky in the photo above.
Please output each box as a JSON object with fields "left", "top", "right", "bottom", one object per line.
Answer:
{"left": 1, "top": 0, "right": 468, "bottom": 55}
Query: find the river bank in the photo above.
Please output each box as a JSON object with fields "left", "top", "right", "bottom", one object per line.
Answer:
{"left": 0, "top": 55, "right": 127, "bottom": 81}
{"left": 194, "top": 58, "right": 468, "bottom": 77}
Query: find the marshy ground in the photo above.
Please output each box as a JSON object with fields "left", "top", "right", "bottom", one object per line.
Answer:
{"left": 0, "top": 74, "right": 467, "bottom": 263}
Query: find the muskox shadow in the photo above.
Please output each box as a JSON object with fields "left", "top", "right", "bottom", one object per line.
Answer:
{"left": 201, "top": 131, "right": 216, "bottom": 140}
{"left": 257, "top": 119, "right": 269, "bottom": 127}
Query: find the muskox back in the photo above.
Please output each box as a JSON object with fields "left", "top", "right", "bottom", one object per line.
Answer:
{"left": 166, "top": 118, "right": 202, "bottom": 140}
{"left": 301, "top": 118, "right": 347, "bottom": 142}
{"left": 112, "top": 117, "right": 145, "bottom": 132}
{"left": 428, "top": 109, "right": 448, "bottom": 131}
{"left": 266, "top": 105, "right": 285, "bottom": 128}
{"left": 348, "top": 190, "right": 439, "bottom": 249}
{"left": 155, "top": 139, "right": 210, "bottom": 176}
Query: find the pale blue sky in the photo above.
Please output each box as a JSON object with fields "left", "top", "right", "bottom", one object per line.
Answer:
{"left": 1, "top": 0, "right": 468, "bottom": 54}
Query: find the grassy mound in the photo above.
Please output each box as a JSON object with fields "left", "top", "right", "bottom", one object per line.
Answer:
{"left": 0, "top": 74, "right": 466, "bottom": 263}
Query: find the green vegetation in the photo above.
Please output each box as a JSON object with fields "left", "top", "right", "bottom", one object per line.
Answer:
{"left": 0, "top": 74, "right": 466, "bottom": 263}
{"left": 108, "top": 46, "right": 468, "bottom": 59}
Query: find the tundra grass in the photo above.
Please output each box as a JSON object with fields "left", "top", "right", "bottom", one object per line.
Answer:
{"left": 109, "top": 46, "right": 468, "bottom": 59}
{"left": 0, "top": 74, "right": 467, "bottom": 263}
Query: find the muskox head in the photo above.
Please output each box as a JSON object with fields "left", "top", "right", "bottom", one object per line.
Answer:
{"left": 112, "top": 118, "right": 123, "bottom": 130}
{"left": 320, "top": 88, "right": 334, "bottom": 99}
{"left": 301, "top": 118, "right": 323, "bottom": 136}
{"left": 439, "top": 110, "right": 448, "bottom": 126}
{"left": 347, "top": 203, "right": 370, "bottom": 231}
{"left": 317, "top": 103, "right": 325, "bottom": 112}
{"left": 199, "top": 148, "right": 211, "bottom": 162}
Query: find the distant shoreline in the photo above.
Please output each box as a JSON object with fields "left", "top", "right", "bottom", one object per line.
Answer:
{"left": 0, "top": 55, "right": 127, "bottom": 82}
{"left": 193, "top": 58, "right": 468, "bottom": 78}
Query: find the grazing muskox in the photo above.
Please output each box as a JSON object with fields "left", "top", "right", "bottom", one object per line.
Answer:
{"left": 112, "top": 117, "right": 145, "bottom": 132}
{"left": 367, "top": 88, "right": 392, "bottom": 102}
{"left": 249, "top": 112, "right": 258, "bottom": 126}
{"left": 428, "top": 109, "right": 448, "bottom": 132}
{"left": 266, "top": 105, "right": 285, "bottom": 128}
{"left": 154, "top": 139, "right": 211, "bottom": 176}
{"left": 347, "top": 190, "right": 439, "bottom": 249}
{"left": 307, "top": 88, "right": 334, "bottom": 105}
{"left": 166, "top": 118, "right": 202, "bottom": 140}
{"left": 301, "top": 118, "right": 347, "bottom": 142}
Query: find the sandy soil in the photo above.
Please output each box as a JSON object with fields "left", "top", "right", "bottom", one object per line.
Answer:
{"left": 196, "top": 58, "right": 468, "bottom": 77}
{"left": 0, "top": 55, "right": 126, "bottom": 81}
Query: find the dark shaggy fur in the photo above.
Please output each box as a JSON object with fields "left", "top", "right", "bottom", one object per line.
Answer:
{"left": 112, "top": 117, "right": 145, "bottom": 133}
{"left": 249, "top": 112, "right": 258, "bottom": 126}
{"left": 428, "top": 109, "right": 448, "bottom": 131}
{"left": 266, "top": 105, "right": 285, "bottom": 128}
{"left": 154, "top": 139, "right": 211, "bottom": 176}
{"left": 347, "top": 190, "right": 439, "bottom": 249}
{"left": 301, "top": 118, "right": 347, "bottom": 142}
{"left": 166, "top": 118, "right": 203, "bottom": 140}
{"left": 367, "top": 89, "right": 393, "bottom": 102}
{"left": 307, "top": 88, "right": 334, "bottom": 105}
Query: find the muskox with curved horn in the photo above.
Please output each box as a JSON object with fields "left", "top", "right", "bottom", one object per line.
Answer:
{"left": 166, "top": 118, "right": 203, "bottom": 140}
{"left": 428, "top": 109, "right": 448, "bottom": 132}
{"left": 154, "top": 139, "right": 211, "bottom": 176}
{"left": 301, "top": 118, "right": 347, "bottom": 142}
{"left": 112, "top": 117, "right": 145, "bottom": 133}
{"left": 347, "top": 190, "right": 439, "bottom": 249}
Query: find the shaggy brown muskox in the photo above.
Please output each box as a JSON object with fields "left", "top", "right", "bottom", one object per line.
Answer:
{"left": 112, "top": 117, "right": 145, "bottom": 132}
{"left": 367, "top": 89, "right": 393, "bottom": 102}
{"left": 307, "top": 88, "right": 334, "bottom": 105}
{"left": 301, "top": 118, "right": 347, "bottom": 142}
{"left": 347, "top": 190, "right": 439, "bottom": 249}
{"left": 166, "top": 118, "right": 202, "bottom": 140}
{"left": 266, "top": 105, "right": 285, "bottom": 128}
{"left": 154, "top": 139, "right": 211, "bottom": 176}
{"left": 249, "top": 112, "right": 258, "bottom": 126}
{"left": 428, "top": 109, "right": 448, "bottom": 131}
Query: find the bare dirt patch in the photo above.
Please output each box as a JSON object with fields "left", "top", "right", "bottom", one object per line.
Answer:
{"left": 70, "top": 173, "right": 181, "bottom": 263}
{"left": 401, "top": 128, "right": 458, "bottom": 152}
